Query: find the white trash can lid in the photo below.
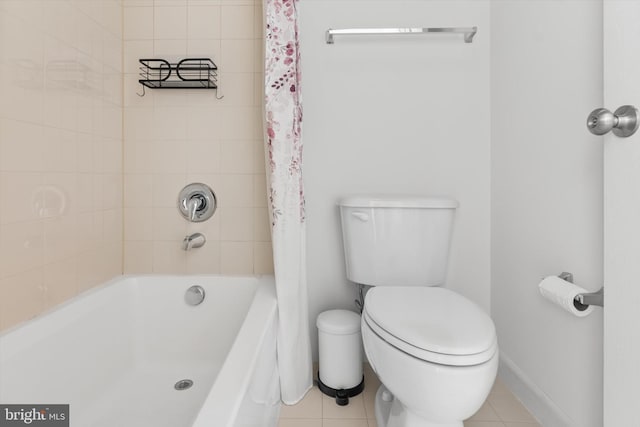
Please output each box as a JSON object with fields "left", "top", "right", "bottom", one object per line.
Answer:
{"left": 317, "top": 309, "right": 361, "bottom": 335}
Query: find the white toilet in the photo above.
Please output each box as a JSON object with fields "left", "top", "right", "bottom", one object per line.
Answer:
{"left": 339, "top": 195, "right": 498, "bottom": 427}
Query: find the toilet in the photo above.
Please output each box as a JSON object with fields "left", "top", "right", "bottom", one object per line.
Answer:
{"left": 339, "top": 195, "right": 498, "bottom": 427}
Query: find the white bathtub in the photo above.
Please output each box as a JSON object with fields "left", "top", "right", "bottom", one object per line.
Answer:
{"left": 0, "top": 275, "right": 281, "bottom": 427}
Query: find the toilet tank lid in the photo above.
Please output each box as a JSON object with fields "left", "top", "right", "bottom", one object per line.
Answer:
{"left": 338, "top": 195, "right": 458, "bottom": 209}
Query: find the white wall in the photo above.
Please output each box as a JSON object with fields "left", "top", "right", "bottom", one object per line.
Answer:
{"left": 491, "top": 2, "right": 603, "bottom": 426}
{"left": 300, "top": 0, "right": 491, "bottom": 358}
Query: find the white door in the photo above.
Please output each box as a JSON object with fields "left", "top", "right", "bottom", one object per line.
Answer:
{"left": 603, "top": 1, "right": 640, "bottom": 424}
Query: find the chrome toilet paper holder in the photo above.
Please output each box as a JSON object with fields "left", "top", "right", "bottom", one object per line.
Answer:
{"left": 558, "top": 272, "right": 604, "bottom": 309}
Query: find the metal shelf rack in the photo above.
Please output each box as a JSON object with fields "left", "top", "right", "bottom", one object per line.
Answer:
{"left": 138, "top": 58, "right": 218, "bottom": 91}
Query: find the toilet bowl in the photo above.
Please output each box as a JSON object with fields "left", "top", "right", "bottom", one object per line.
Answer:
{"left": 361, "top": 286, "right": 498, "bottom": 427}
{"left": 338, "top": 195, "right": 499, "bottom": 427}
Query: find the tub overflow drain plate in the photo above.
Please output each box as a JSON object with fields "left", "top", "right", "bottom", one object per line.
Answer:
{"left": 174, "top": 379, "right": 193, "bottom": 391}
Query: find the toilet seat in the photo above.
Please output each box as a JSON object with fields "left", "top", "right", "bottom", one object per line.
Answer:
{"left": 363, "top": 287, "right": 497, "bottom": 367}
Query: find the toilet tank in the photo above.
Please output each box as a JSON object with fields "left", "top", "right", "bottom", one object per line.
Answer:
{"left": 338, "top": 195, "right": 458, "bottom": 287}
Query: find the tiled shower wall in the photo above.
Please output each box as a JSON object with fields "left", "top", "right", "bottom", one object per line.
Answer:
{"left": 0, "top": 0, "right": 270, "bottom": 331}
{"left": 122, "top": 0, "right": 271, "bottom": 275}
{"left": 0, "top": 0, "right": 124, "bottom": 331}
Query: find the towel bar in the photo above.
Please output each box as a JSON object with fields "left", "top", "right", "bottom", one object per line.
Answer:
{"left": 325, "top": 26, "right": 478, "bottom": 44}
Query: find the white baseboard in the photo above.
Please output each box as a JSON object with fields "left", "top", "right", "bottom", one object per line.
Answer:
{"left": 498, "top": 353, "right": 573, "bottom": 427}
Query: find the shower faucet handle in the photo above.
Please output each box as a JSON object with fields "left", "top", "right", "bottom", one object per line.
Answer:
{"left": 178, "top": 183, "right": 217, "bottom": 222}
{"left": 186, "top": 196, "right": 203, "bottom": 221}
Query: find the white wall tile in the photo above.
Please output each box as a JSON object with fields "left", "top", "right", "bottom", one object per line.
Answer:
{"left": 219, "top": 207, "right": 253, "bottom": 241}
{"left": 218, "top": 106, "right": 256, "bottom": 140}
{"left": 186, "top": 106, "right": 223, "bottom": 140}
{"left": 152, "top": 173, "right": 188, "bottom": 207}
{"left": 124, "top": 241, "right": 153, "bottom": 273}
{"left": 253, "top": 241, "right": 273, "bottom": 274}
{"left": 217, "top": 174, "right": 253, "bottom": 207}
{"left": 152, "top": 241, "right": 187, "bottom": 273}
{"left": 122, "top": 0, "right": 268, "bottom": 277}
{"left": 43, "top": 257, "right": 78, "bottom": 308}
{"left": 124, "top": 40, "right": 154, "bottom": 74}
{"left": 0, "top": 120, "right": 45, "bottom": 172}
{"left": 124, "top": 140, "right": 154, "bottom": 174}
{"left": 152, "top": 106, "right": 189, "bottom": 140}
{"left": 124, "top": 6, "right": 154, "bottom": 40}
{"left": 124, "top": 174, "right": 154, "bottom": 207}
{"left": 0, "top": 269, "right": 46, "bottom": 330}
{"left": 0, "top": 0, "right": 125, "bottom": 331}
{"left": 124, "top": 208, "right": 153, "bottom": 241}
{"left": 0, "top": 221, "right": 45, "bottom": 278}
{"left": 221, "top": 39, "right": 255, "bottom": 72}
{"left": 186, "top": 240, "right": 221, "bottom": 274}
{"left": 44, "top": 214, "right": 78, "bottom": 264}
{"left": 0, "top": 172, "right": 43, "bottom": 224}
{"left": 152, "top": 141, "right": 187, "bottom": 173}
{"left": 220, "top": 241, "right": 253, "bottom": 274}
{"left": 217, "top": 72, "right": 255, "bottom": 106}
{"left": 152, "top": 207, "right": 187, "bottom": 240}
{"left": 220, "top": 140, "right": 254, "bottom": 173}
{"left": 188, "top": 5, "right": 221, "bottom": 39}
{"left": 221, "top": 5, "right": 254, "bottom": 39}
{"left": 253, "top": 207, "right": 270, "bottom": 241}
{"left": 187, "top": 141, "right": 221, "bottom": 174}
{"left": 154, "top": 6, "right": 188, "bottom": 40}
{"left": 153, "top": 39, "right": 188, "bottom": 59}
{"left": 187, "top": 38, "right": 221, "bottom": 59}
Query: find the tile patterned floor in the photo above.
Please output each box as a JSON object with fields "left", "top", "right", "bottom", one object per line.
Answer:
{"left": 278, "top": 364, "right": 541, "bottom": 427}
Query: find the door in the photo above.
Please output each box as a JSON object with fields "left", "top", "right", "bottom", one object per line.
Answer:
{"left": 603, "top": 1, "right": 640, "bottom": 424}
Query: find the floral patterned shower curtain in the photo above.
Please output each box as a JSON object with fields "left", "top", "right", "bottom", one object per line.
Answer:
{"left": 264, "top": 0, "right": 312, "bottom": 405}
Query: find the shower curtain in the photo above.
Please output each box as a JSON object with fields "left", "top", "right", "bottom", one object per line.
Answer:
{"left": 264, "top": 0, "right": 313, "bottom": 405}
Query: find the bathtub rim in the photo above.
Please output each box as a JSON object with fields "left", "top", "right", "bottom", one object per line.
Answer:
{"left": 191, "top": 274, "right": 279, "bottom": 427}
{"left": 0, "top": 274, "right": 274, "bottom": 340}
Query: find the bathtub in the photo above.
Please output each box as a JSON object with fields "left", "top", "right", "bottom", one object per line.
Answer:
{"left": 0, "top": 275, "right": 281, "bottom": 427}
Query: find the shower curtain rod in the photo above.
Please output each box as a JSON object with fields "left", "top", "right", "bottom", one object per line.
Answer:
{"left": 325, "top": 26, "right": 477, "bottom": 44}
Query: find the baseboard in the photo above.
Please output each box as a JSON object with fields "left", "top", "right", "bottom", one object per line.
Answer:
{"left": 499, "top": 353, "right": 573, "bottom": 427}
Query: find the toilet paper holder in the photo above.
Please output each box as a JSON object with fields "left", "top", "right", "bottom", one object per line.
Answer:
{"left": 558, "top": 272, "right": 604, "bottom": 309}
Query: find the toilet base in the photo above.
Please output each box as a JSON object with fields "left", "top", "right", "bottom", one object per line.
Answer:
{"left": 375, "top": 384, "right": 463, "bottom": 427}
{"left": 374, "top": 384, "right": 393, "bottom": 427}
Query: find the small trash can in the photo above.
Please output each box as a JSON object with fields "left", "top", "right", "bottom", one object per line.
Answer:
{"left": 316, "top": 309, "right": 364, "bottom": 406}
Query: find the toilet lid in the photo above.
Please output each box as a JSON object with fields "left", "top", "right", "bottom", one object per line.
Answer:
{"left": 363, "top": 287, "right": 497, "bottom": 366}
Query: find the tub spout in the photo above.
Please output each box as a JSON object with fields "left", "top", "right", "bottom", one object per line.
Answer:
{"left": 182, "top": 232, "right": 206, "bottom": 251}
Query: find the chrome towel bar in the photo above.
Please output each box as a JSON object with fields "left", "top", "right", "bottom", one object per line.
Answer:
{"left": 325, "top": 26, "right": 478, "bottom": 44}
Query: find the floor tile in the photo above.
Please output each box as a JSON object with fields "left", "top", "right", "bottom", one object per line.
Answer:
{"left": 322, "top": 419, "right": 369, "bottom": 427}
{"left": 322, "top": 393, "right": 367, "bottom": 419}
{"left": 363, "top": 387, "right": 377, "bottom": 419}
{"left": 464, "top": 422, "right": 505, "bottom": 427}
{"left": 467, "top": 400, "right": 501, "bottom": 422}
{"left": 490, "top": 378, "right": 511, "bottom": 395}
{"left": 279, "top": 386, "right": 323, "bottom": 419}
{"left": 488, "top": 393, "right": 538, "bottom": 423}
{"left": 278, "top": 364, "right": 538, "bottom": 427}
{"left": 363, "top": 363, "right": 381, "bottom": 389}
{"left": 278, "top": 419, "right": 322, "bottom": 427}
